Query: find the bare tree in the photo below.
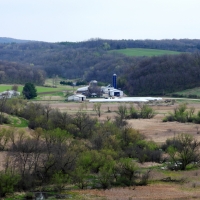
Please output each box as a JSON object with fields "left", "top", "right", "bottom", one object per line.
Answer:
{"left": 93, "top": 103, "right": 101, "bottom": 117}
{"left": 11, "top": 85, "right": 18, "bottom": 92}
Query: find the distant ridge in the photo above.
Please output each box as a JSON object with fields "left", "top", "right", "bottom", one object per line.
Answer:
{"left": 0, "top": 37, "right": 37, "bottom": 44}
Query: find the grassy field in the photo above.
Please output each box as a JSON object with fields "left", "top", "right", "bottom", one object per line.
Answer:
{"left": 109, "top": 48, "right": 181, "bottom": 57}
{"left": 0, "top": 83, "right": 77, "bottom": 95}
{"left": 172, "top": 87, "right": 200, "bottom": 97}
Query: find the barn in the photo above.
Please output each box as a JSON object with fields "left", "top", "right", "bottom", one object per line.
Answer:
{"left": 109, "top": 89, "right": 123, "bottom": 97}
{"left": 67, "top": 94, "right": 86, "bottom": 102}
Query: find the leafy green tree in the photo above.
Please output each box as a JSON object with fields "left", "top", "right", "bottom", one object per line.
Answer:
{"left": 166, "top": 133, "right": 200, "bottom": 170}
{"left": 0, "top": 170, "right": 20, "bottom": 197}
{"left": 51, "top": 171, "right": 70, "bottom": 192}
{"left": 22, "top": 83, "right": 37, "bottom": 99}
{"left": 98, "top": 157, "right": 115, "bottom": 189}
{"left": 117, "top": 158, "right": 138, "bottom": 186}
{"left": 71, "top": 166, "right": 90, "bottom": 189}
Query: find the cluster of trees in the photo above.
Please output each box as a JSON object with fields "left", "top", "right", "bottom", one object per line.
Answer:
{"left": 116, "top": 104, "right": 155, "bottom": 121}
{"left": 121, "top": 53, "right": 200, "bottom": 96}
{"left": 60, "top": 80, "right": 87, "bottom": 86}
{"left": 163, "top": 103, "right": 200, "bottom": 124}
{"left": 60, "top": 81, "right": 74, "bottom": 86}
{"left": 0, "top": 60, "right": 45, "bottom": 85}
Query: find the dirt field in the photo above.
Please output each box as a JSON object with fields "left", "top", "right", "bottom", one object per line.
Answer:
{"left": 74, "top": 184, "right": 200, "bottom": 200}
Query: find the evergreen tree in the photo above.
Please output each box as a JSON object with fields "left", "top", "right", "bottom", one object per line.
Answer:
{"left": 22, "top": 83, "right": 37, "bottom": 99}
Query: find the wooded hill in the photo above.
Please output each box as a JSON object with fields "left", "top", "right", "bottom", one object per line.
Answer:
{"left": 0, "top": 60, "right": 45, "bottom": 85}
{"left": 0, "top": 38, "right": 200, "bottom": 95}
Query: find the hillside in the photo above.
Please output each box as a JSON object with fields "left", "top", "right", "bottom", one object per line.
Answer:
{"left": 122, "top": 53, "right": 200, "bottom": 96}
{"left": 0, "top": 38, "right": 200, "bottom": 95}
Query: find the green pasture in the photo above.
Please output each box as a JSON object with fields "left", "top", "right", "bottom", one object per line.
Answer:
{"left": 109, "top": 48, "right": 181, "bottom": 57}
{"left": 0, "top": 84, "right": 76, "bottom": 94}
{"left": 173, "top": 87, "right": 200, "bottom": 97}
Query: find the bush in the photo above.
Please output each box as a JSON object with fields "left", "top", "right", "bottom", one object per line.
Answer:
{"left": 0, "top": 171, "right": 20, "bottom": 197}
{"left": 163, "top": 103, "right": 198, "bottom": 124}
{"left": 128, "top": 104, "right": 139, "bottom": 119}
{"left": 139, "top": 104, "right": 155, "bottom": 119}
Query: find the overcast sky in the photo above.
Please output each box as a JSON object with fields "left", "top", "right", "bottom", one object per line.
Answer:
{"left": 0, "top": 0, "right": 200, "bottom": 42}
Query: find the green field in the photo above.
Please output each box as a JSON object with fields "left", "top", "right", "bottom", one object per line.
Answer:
{"left": 0, "top": 84, "right": 76, "bottom": 94}
{"left": 172, "top": 87, "right": 200, "bottom": 97}
{"left": 109, "top": 48, "right": 181, "bottom": 57}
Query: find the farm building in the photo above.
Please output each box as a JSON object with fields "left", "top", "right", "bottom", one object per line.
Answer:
{"left": 67, "top": 94, "right": 86, "bottom": 102}
{"left": 108, "top": 88, "right": 123, "bottom": 97}
{"left": 0, "top": 90, "right": 20, "bottom": 99}
{"left": 76, "top": 86, "right": 89, "bottom": 94}
{"left": 101, "top": 85, "right": 115, "bottom": 94}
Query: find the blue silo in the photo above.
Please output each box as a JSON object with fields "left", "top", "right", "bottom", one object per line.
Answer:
{"left": 112, "top": 74, "right": 117, "bottom": 89}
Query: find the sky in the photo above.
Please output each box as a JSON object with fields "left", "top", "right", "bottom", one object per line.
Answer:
{"left": 0, "top": 0, "right": 200, "bottom": 42}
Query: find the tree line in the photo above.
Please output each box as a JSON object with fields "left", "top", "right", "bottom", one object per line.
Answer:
{"left": 59, "top": 38, "right": 200, "bottom": 52}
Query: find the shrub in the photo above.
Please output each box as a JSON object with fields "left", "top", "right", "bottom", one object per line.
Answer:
{"left": 0, "top": 171, "right": 20, "bottom": 197}
{"left": 139, "top": 104, "right": 155, "bottom": 119}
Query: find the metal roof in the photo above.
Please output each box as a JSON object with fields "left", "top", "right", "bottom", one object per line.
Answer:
{"left": 89, "top": 97, "right": 162, "bottom": 103}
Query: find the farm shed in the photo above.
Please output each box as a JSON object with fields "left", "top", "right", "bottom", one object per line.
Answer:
{"left": 67, "top": 94, "right": 86, "bottom": 102}
{"left": 109, "top": 89, "right": 123, "bottom": 97}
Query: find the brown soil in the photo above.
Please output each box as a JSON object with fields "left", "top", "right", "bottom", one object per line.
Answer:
{"left": 74, "top": 184, "right": 200, "bottom": 200}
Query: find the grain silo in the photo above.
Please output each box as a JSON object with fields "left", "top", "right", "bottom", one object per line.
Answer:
{"left": 112, "top": 74, "right": 117, "bottom": 89}
{"left": 89, "top": 80, "right": 98, "bottom": 87}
